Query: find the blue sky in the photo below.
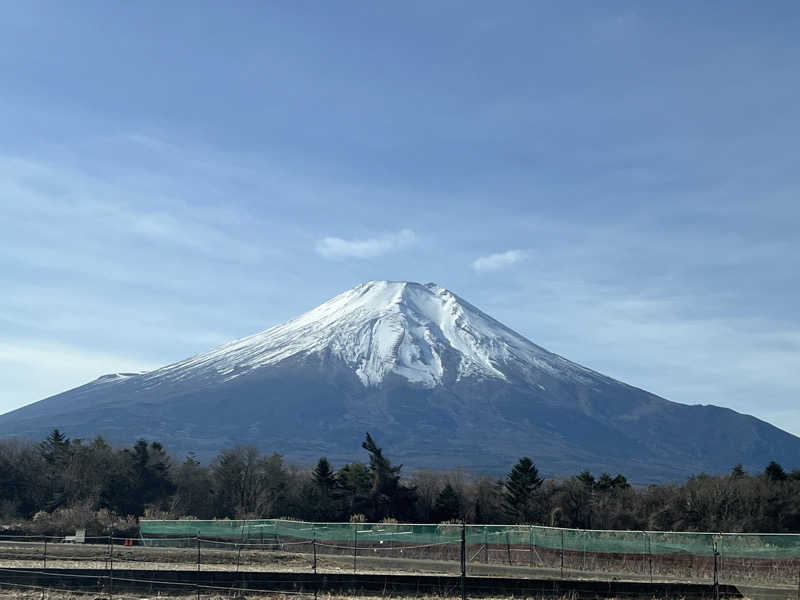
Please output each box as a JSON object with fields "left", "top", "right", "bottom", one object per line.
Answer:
{"left": 2, "top": 1, "right": 799, "bottom": 436}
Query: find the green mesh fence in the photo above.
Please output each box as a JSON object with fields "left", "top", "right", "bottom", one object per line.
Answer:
{"left": 139, "top": 519, "right": 800, "bottom": 560}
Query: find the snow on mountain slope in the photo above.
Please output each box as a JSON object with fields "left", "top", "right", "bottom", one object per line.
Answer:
{"left": 4, "top": 280, "right": 800, "bottom": 481}
{"left": 145, "top": 281, "right": 601, "bottom": 388}
{"left": 94, "top": 372, "right": 145, "bottom": 382}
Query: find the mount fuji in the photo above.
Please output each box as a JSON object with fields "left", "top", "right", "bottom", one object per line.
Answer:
{"left": 1, "top": 280, "right": 798, "bottom": 481}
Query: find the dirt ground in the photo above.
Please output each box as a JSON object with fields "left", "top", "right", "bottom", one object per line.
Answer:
{"left": 0, "top": 593, "right": 561, "bottom": 600}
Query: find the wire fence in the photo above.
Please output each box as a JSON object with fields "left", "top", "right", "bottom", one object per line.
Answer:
{"left": 0, "top": 523, "right": 796, "bottom": 598}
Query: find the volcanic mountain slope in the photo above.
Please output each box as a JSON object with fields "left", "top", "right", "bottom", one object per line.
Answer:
{"left": 1, "top": 280, "right": 798, "bottom": 482}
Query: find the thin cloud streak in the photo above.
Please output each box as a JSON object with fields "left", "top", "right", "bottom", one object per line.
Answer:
{"left": 316, "top": 229, "right": 418, "bottom": 260}
{"left": 473, "top": 249, "right": 528, "bottom": 272}
{"left": 0, "top": 338, "right": 156, "bottom": 407}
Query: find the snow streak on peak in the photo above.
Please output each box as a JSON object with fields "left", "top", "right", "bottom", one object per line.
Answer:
{"left": 148, "top": 281, "right": 596, "bottom": 388}
{"left": 95, "top": 372, "right": 145, "bottom": 382}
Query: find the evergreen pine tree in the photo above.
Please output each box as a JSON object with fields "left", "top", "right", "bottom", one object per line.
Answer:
{"left": 311, "top": 457, "right": 339, "bottom": 520}
{"left": 38, "top": 429, "right": 72, "bottom": 509}
{"left": 339, "top": 461, "right": 372, "bottom": 519}
{"left": 764, "top": 461, "right": 787, "bottom": 482}
{"left": 576, "top": 471, "right": 595, "bottom": 488}
{"left": 361, "top": 432, "right": 417, "bottom": 520}
{"left": 432, "top": 483, "right": 461, "bottom": 522}
{"left": 473, "top": 497, "right": 484, "bottom": 524}
{"left": 312, "top": 458, "right": 337, "bottom": 489}
{"left": 502, "top": 457, "right": 543, "bottom": 523}
{"left": 39, "top": 429, "right": 71, "bottom": 466}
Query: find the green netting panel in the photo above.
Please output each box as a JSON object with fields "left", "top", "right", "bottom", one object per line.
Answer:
{"left": 139, "top": 520, "right": 463, "bottom": 545}
{"left": 139, "top": 520, "right": 800, "bottom": 560}
{"left": 719, "top": 533, "right": 800, "bottom": 559}
{"left": 646, "top": 531, "right": 715, "bottom": 556}
{"left": 563, "top": 529, "right": 648, "bottom": 555}
{"left": 469, "top": 525, "right": 535, "bottom": 548}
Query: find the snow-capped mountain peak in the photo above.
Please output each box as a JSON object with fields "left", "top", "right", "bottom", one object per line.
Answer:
{"left": 6, "top": 280, "right": 799, "bottom": 482}
{"left": 148, "top": 280, "right": 593, "bottom": 388}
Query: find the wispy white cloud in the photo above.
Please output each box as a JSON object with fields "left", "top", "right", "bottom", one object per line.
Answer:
{"left": 472, "top": 249, "right": 528, "bottom": 272}
{"left": 316, "top": 229, "right": 418, "bottom": 259}
{"left": 0, "top": 339, "right": 157, "bottom": 410}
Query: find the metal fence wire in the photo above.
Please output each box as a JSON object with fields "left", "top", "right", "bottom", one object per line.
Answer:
{"left": 0, "top": 521, "right": 797, "bottom": 596}
{"left": 134, "top": 519, "right": 800, "bottom": 586}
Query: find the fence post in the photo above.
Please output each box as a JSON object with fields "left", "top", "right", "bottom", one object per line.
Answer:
{"left": 713, "top": 538, "right": 719, "bottom": 600}
{"left": 235, "top": 544, "right": 241, "bottom": 573}
{"left": 647, "top": 532, "right": 652, "bottom": 584}
{"left": 353, "top": 528, "right": 358, "bottom": 574}
{"left": 560, "top": 529, "right": 565, "bottom": 579}
{"left": 529, "top": 526, "right": 533, "bottom": 569}
{"left": 43, "top": 537, "right": 47, "bottom": 569}
{"left": 483, "top": 528, "right": 488, "bottom": 564}
{"left": 196, "top": 533, "right": 201, "bottom": 600}
{"left": 108, "top": 535, "right": 113, "bottom": 600}
{"left": 314, "top": 529, "right": 319, "bottom": 600}
{"left": 461, "top": 522, "right": 467, "bottom": 597}
{"left": 581, "top": 530, "right": 586, "bottom": 571}
{"left": 505, "top": 531, "right": 512, "bottom": 565}
{"left": 642, "top": 531, "right": 647, "bottom": 575}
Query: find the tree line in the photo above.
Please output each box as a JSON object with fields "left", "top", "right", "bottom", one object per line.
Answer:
{"left": 1, "top": 430, "right": 799, "bottom": 534}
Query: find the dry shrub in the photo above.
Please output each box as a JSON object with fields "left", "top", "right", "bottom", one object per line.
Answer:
{"left": 26, "top": 502, "right": 137, "bottom": 537}
{"left": 142, "top": 507, "right": 171, "bottom": 520}
{"left": 349, "top": 514, "right": 366, "bottom": 523}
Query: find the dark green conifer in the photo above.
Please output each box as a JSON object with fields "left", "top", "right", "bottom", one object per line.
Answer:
{"left": 433, "top": 483, "right": 461, "bottom": 522}
{"left": 764, "top": 461, "right": 787, "bottom": 482}
{"left": 361, "top": 432, "right": 417, "bottom": 521}
{"left": 502, "top": 457, "right": 542, "bottom": 523}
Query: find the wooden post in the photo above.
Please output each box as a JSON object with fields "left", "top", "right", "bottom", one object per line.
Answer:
{"left": 353, "top": 528, "right": 357, "bottom": 574}
{"left": 235, "top": 544, "right": 241, "bottom": 573}
{"left": 505, "top": 531, "right": 512, "bottom": 566}
{"left": 313, "top": 530, "right": 317, "bottom": 574}
{"left": 529, "top": 526, "right": 533, "bottom": 569}
{"left": 313, "top": 527, "right": 319, "bottom": 600}
{"left": 460, "top": 522, "right": 466, "bottom": 600}
{"left": 108, "top": 535, "right": 113, "bottom": 600}
{"left": 582, "top": 531, "right": 587, "bottom": 571}
{"left": 483, "top": 528, "right": 488, "bottom": 564}
{"left": 196, "top": 533, "right": 201, "bottom": 600}
{"left": 43, "top": 537, "right": 47, "bottom": 569}
{"left": 560, "top": 529, "right": 565, "bottom": 579}
{"left": 713, "top": 539, "right": 720, "bottom": 600}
